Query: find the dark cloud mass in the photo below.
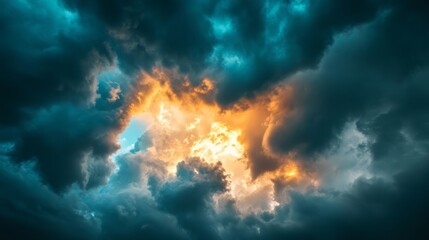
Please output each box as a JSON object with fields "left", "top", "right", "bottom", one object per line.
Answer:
{"left": 1, "top": 0, "right": 429, "bottom": 239}
{"left": 267, "top": 0, "right": 429, "bottom": 159}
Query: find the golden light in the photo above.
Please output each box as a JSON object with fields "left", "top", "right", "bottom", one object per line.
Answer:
{"left": 190, "top": 122, "right": 244, "bottom": 163}
{"left": 269, "top": 161, "right": 301, "bottom": 183}
{"left": 125, "top": 68, "right": 319, "bottom": 213}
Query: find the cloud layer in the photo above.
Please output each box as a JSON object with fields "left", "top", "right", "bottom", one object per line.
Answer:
{"left": 1, "top": 0, "right": 429, "bottom": 239}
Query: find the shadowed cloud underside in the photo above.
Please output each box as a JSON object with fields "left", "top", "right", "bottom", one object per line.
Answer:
{"left": 1, "top": 0, "right": 429, "bottom": 239}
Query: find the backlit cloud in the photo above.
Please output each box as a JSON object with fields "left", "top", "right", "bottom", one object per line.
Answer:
{"left": 1, "top": 0, "right": 429, "bottom": 239}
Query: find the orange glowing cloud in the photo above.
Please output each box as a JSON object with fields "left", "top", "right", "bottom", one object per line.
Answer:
{"left": 123, "top": 67, "right": 319, "bottom": 213}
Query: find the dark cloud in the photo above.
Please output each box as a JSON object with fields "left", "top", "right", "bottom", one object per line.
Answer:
{"left": 1, "top": 0, "right": 429, "bottom": 239}
{"left": 94, "top": 188, "right": 190, "bottom": 240}
{"left": 0, "top": 158, "right": 97, "bottom": 240}
{"left": 212, "top": 0, "right": 383, "bottom": 105}
{"left": 63, "top": 0, "right": 216, "bottom": 79}
{"left": 9, "top": 104, "right": 125, "bottom": 192}
{"left": 266, "top": 0, "right": 429, "bottom": 160}
{"left": 0, "top": 0, "right": 128, "bottom": 191}
{"left": 0, "top": 153, "right": 229, "bottom": 239}
{"left": 155, "top": 158, "right": 228, "bottom": 240}
{"left": 257, "top": 158, "right": 429, "bottom": 240}
{"left": 2, "top": 145, "right": 429, "bottom": 239}
{"left": 61, "top": 0, "right": 385, "bottom": 104}
{"left": 0, "top": 0, "right": 114, "bottom": 126}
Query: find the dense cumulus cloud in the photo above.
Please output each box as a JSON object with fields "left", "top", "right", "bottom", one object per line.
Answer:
{"left": 1, "top": 0, "right": 429, "bottom": 239}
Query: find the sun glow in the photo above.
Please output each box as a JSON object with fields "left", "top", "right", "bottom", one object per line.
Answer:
{"left": 190, "top": 122, "right": 244, "bottom": 163}
{"left": 124, "top": 68, "right": 317, "bottom": 213}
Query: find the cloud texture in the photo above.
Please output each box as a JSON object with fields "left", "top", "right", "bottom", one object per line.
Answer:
{"left": 1, "top": 0, "right": 429, "bottom": 239}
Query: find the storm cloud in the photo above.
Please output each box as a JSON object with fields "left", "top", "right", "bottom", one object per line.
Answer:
{"left": 1, "top": 0, "right": 429, "bottom": 239}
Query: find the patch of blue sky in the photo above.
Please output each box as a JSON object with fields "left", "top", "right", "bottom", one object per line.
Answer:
{"left": 116, "top": 117, "right": 147, "bottom": 155}
{"left": 98, "top": 66, "right": 143, "bottom": 157}
{"left": 111, "top": 117, "right": 146, "bottom": 175}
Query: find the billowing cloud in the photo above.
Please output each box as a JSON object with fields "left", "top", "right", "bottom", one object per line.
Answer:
{"left": 1, "top": 0, "right": 429, "bottom": 239}
{"left": 266, "top": 0, "right": 429, "bottom": 161}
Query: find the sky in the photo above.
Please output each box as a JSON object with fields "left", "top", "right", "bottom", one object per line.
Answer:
{"left": 1, "top": 0, "right": 429, "bottom": 239}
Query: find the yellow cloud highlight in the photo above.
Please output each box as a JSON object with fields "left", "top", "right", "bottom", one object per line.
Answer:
{"left": 124, "top": 67, "right": 319, "bottom": 213}
{"left": 191, "top": 122, "right": 244, "bottom": 163}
